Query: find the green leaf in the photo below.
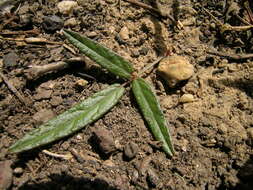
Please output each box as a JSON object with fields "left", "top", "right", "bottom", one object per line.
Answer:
{"left": 132, "top": 78, "right": 174, "bottom": 157}
{"left": 9, "top": 84, "right": 125, "bottom": 153}
{"left": 63, "top": 29, "right": 134, "bottom": 80}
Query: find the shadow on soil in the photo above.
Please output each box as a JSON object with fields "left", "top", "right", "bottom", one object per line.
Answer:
{"left": 218, "top": 156, "right": 253, "bottom": 190}
{"left": 219, "top": 77, "right": 253, "bottom": 98}
{"left": 18, "top": 174, "right": 118, "bottom": 190}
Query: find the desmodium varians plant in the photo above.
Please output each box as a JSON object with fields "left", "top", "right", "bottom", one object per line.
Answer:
{"left": 9, "top": 30, "right": 174, "bottom": 157}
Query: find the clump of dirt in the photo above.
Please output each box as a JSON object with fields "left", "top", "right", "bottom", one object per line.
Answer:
{"left": 0, "top": 0, "right": 253, "bottom": 189}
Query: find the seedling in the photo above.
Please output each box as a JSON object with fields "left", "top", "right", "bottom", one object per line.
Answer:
{"left": 9, "top": 29, "right": 174, "bottom": 157}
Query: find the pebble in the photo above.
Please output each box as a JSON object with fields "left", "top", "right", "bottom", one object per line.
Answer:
{"left": 86, "top": 31, "right": 97, "bottom": 38}
{"left": 210, "top": 22, "right": 216, "bottom": 29}
{"left": 119, "top": 26, "right": 129, "bottom": 41}
{"left": 13, "top": 167, "right": 23, "bottom": 175}
{"left": 179, "top": 94, "right": 195, "bottom": 103}
{"left": 57, "top": 1, "right": 78, "bottom": 15}
{"left": 3, "top": 52, "right": 19, "bottom": 68}
{"left": 92, "top": 126, "right": 116, "bottom": 155}
{"left": 43, "top": 15, "right": 63, "bottom": 32}
{"left": 33, "top": 109, "right": 56, "bottom": 124}
{"left": 0, "top": 160, "right": 13, "bottom": 190}
{"left": 75, "top": 79, "right": 88, "bottom": 88}
{"left": 76, "top": 134, "right": 83, "bottom": 140}
{"left": 64, "top": 18, "right": 78, "bottom": 27}
{"left": 124, "top": 142, "right": 139, "bottom": 160}
{"left": 158, "top": 55, "right": 194, "bottom": 87}
{"left": 218, "top": 123, "right": 228, "bottom": 134}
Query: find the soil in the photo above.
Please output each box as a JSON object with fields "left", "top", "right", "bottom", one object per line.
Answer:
{"left": 1, "top": 0, "right": 253, "bottom": 190}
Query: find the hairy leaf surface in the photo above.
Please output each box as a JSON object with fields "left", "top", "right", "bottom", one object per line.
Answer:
{"left": 63, "top": 29, "right": 134, "bottom": 79}
{"left": 9, "top": 84, "right": 125, "bottom": 153}
{"left": 132, "top": 78, "right": 174, "bottom": 156}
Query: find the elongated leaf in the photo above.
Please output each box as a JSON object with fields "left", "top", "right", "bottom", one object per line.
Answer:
{"left": 132, "top": 78, "right": 174, "bottom": 156}
{"left": 9, "top": 84, "right": 125, "bottom": 153}
{"left": 63, "top": 29, "right": 134, "bottom": 80}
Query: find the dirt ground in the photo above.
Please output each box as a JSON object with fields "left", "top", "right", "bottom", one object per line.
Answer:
{"left": 0, "top": 0, "right": 253, "bottom": 189}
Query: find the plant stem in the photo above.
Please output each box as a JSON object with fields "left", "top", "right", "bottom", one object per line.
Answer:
{"left": 137, "top": 56, "right": 164, "bottom": 78}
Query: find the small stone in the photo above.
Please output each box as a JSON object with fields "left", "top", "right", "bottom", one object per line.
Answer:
{"left": 124, "top": 142, "right": 139, "bottom": 160}
{"left": 93, "top": 127, "right": 116, "bottom": 155}
{"left": 0, "top": 160, "right": 13, "bottom": 190}
{"left": 43, "top": 15, "right": 63, "bottom": 32}
{"left": 64, "top": 18, "right": 78, "bottom": 27}
{"left": 33, "top": 109, "right": 56, "bottom": 124}
{"left": 75, "top": 79, "right": 88, "bottom": 88}
{"left": 13, "top": 167, "right": 23, "bottom": 175}
{"left": 57, "top": 1, "right": 78, "bottom": 15}
{"left": 158, "top": 55, "right": 194, "bottom": 87}
{"left": 179, "top": 94, "right": 195, "bottom": 103}
{"left": 218, "top": 123, "right": 228, "bottom": 134}
{"left": 76, "top": 134, "right": 83, "bottom": 140}
{"left": 3, "top": 52, "right": 19, "bottom": 68}
{"left": 119, "top": 26, "right": 129, "bottom": 41}
{"left": 210, "top": 22, "right": 216, "bottom": 29}
{"left": 86, "top": 31, "right": 97, "bottom": 38}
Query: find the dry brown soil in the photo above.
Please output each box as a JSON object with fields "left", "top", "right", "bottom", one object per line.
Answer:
{"left": 0, "top": 0, "right": 253, "bottom": 189}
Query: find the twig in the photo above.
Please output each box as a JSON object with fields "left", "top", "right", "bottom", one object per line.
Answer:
{"left": 125, "top": 0, "right": 156, "bottom": 13}
{"left": 123, "top": 0, "right": 183, "bottom": 28}
{"left": 203, "top": 7, "right": 253, "bottom": 33}
{"left": 244, "top": 0, "right": 253, "bottom": 24}
{"left": 0, "top": 29, "right": 40, "bottom": 35}
{"left": 76, "top": 72, "right": 96, "bottom": 80}
{"left": 70, "top": 148, "right": 85, "bottom": 163}
{"left": 42, "top": 150, "right": 73, "bottom": 160}
{"left": 0, "top": 3, "right": 21, "bottom": 30}
{"left": 63, "top": 43, "right": 77, "bottom": 54}
{"left": 138, "top": 56, "right": 164, "bottom": 77}
{"left": 25, "top": 57, "right": 86, "bottom": 80}
{"left": 0, "top": 36, "right": 63, "bottom": 45}
{"left": 0, "top": 72, "right": 27, "bottom": 105}
{"left": 235, "top": 14, "right": 251, "bottom": 26}
{"left": 207, "top": 49, "right": 253, "bottom": 60}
